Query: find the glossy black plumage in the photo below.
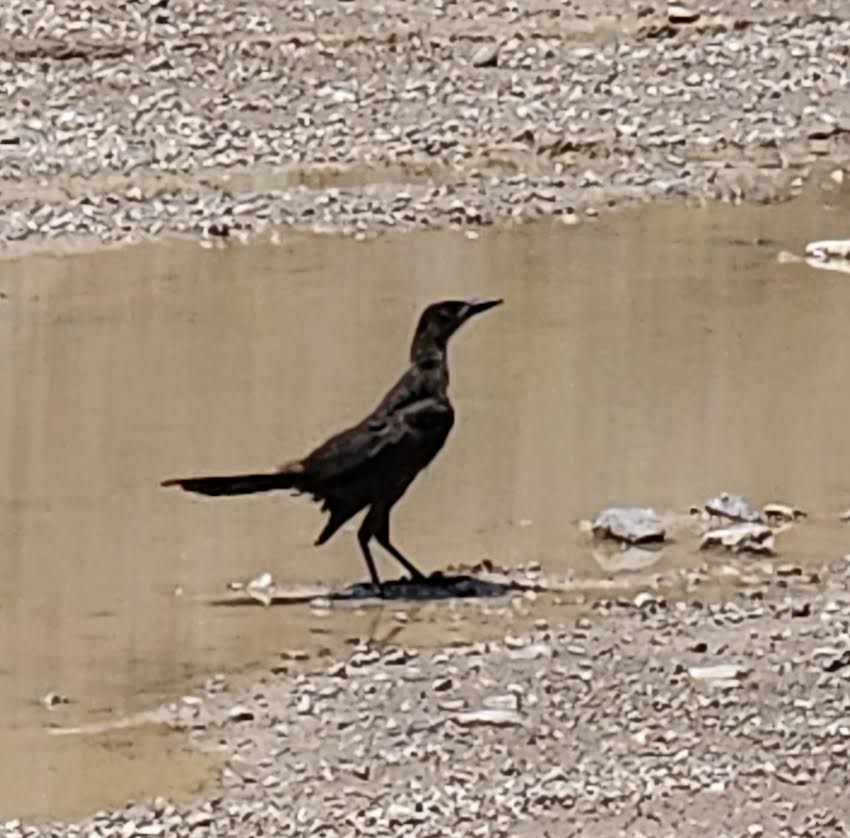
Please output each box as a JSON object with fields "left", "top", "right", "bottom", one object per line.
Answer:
{"left": 162, "top": 297, "right": 502, "bottom": 592}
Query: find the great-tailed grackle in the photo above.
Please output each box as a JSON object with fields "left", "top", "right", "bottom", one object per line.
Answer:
{"left": 161, "top": 298, "right": 503, "bottom": 594}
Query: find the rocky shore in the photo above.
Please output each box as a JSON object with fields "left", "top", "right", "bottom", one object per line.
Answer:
{"left": 1, "top": 0, "right": 848, "bottom": 251}
{"left": 7, "top": 557, "right": 850, "bottom": 837}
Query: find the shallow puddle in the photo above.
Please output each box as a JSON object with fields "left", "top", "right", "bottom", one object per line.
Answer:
{"left": 0, "top": 725, "right": 215, "bottom": 823}
{"left": 2, "top": 189, "right": 850, "bottom": 819}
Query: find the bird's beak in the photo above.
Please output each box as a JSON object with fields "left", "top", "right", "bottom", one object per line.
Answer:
{"left": 464, "top": 297, "right": 503, "bottom": 318}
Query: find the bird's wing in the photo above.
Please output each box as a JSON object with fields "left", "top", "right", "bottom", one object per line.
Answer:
{"left": 298, "top": 396, "right": 455, "bottom": 488}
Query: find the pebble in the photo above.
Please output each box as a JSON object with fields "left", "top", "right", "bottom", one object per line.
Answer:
{"left": 668, "top": 4, "right": 701, "bottom": 24}
{"left": 822, "top": 651, "right": 850, "bottom": 673}
{"left": 704, "top": 492, "right": 763, "bottom": 523}
{"left": 295, "top": 695, "right": 314, "bottom": 715}
{"left": 185, "top": 811, "right": 214, "bottom": 829}
{"left": 482, "top": 694, "right": 521, "bottom": 712}
{"left": 700, "top": 523, "right": 777, "bottom": 556}
{"left": 454, "top": 708, "right": 525, "bottom": 728}
{"left": 281, "top": 650, "right": 310, "bottom": 662}
{"left": 688, "top": 663, "right": 747, "bottom": 681}
{"left": 634, "top": 591, "right": 662, "bottom": 609}
{"left": 507, "top": 643, "right": 553, "bottom": 661}
{"left": 590, "top": 507, "right": 666, "bottom": 545}
{"left": 42, "top": 692, "right": 70, "bottom": 709}
{"left": 470, "top": 42, "right": 500, "bottom": 69}
{"left": 226, "top": 704, "right": 255, "bottom": 723}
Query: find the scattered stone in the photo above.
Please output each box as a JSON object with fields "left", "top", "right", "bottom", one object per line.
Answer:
{"left": 688, "top": 663, "right": 747, "bottom": 682}
{"left": 822, "top": 650, "right": 850, "bottom": 673}
{"left": 453, "top": 708, "right": 525, "bottom": 728}
{"left": 808, "top": 123, "right": 840, "bottom": 141}
{"left": 700, "top": 523, "right": 776, "bottom": 556}
{"left": 667, "top": 4, "right": 701, "bottom": 24}
{"left": 791, "top": 600, "right": 811, "bottom": 618}
{"left": 42, "top": 692, "right": 70, "bottom": 709}
{"left": 281, "top": 650, "right": 310, "bottom": 662}
{"left": 482, "top": 694, "right": 521, "bottom": 712}
{"left": 633, "top": 591, "right": 663, "bottom": 609}
{"left": 226, "top": 704, "right": 255, "bottom": 723}
{"left": 185, "top": 811, "right": 215, "bottom": 829}
{"left": 704, "top": 492, "right": 762, "bottom": 523}
{"left": 507, "top": 643, "right": 553, "bottom": 661}
{"left": 295, "top": 694, "right": 314, "bottom": 715}
{"left": 762, "top": 503, "right": 806, "bottom": 523}
{"left": 590, "top": 507, "right": 666, "bottom": 545}
{"left": 470, "top": 41, "right": 500, "bottom": 69}
{"left": 805, "top": 240, "right": 850, "bottom": 262}
{"left": 246, "top": 572, "right": 274, "bottom": 606}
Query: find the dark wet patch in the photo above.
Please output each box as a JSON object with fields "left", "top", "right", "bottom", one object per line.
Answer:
{"left": 341, "top": 571, "right": 521, "bottom": 601}
{"left": 209, "top": 571, "right": 524, "bottom": 607}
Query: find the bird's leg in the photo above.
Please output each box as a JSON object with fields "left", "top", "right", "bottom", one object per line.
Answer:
{"left": 373, "top": 508, "right": 428, "bottom": 582}
{"left": 357, "top": 512, "right": 384, "bottom": 596}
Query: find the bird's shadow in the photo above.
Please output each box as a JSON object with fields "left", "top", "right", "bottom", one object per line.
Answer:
{"left": 209, "top": 571, "right": 524, "bottom": 607}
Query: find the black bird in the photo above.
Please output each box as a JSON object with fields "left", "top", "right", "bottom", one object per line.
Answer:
{"left": 162, "top": 298, "right": 503, "bottom": 594}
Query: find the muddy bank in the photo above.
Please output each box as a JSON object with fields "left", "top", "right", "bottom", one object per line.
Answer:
{"left": 1, "top": 0, "right": 849, "bottom": 252}
{"left": 9, "top": 561, "right": 850, "bottom": 837}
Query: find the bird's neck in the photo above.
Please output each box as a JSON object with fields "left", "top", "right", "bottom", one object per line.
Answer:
{"left": 409, "top": 343, "right": 450, "bottom": 390}
{"left": 409, "top": 335, "right": 447, "bottom": 366}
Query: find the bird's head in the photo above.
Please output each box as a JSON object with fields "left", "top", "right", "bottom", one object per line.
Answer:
{"left": 411, "top": 297, "right": 503, "bottom": 359}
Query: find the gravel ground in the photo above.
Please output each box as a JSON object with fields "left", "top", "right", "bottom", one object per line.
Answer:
{"left": 1, "top": 0, "right": 848, "bottom": 250}
{"left": 7, "top": 558, "right": 850, "bottom": 838}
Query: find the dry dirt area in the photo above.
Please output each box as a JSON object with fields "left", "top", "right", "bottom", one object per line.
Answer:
{"left": 0, "top": 0, "right": 848, "bottom": 250}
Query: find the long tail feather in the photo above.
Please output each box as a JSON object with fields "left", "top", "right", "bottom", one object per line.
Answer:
{"left": 161, "top": 471, "right": 298, "bottom": 496}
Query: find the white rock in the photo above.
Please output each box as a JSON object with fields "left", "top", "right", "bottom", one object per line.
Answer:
{"left": 296, "top": 694, "right": 314, "bottom": 715}
{"left": 688, "top": 663, "right": 747, "bottom": 682}
{"left": 805, "top": 239, "right": 850, "bottom": 261}
{"left": 470, "top": 42, "right": 500, "bottom": 68}
{"left": 700, "top": 523, "right": 776, "bottom": 556}
{"left": 482, "top": 694, "right": 520, "bottom": 712}
{"left": 668, "top": 4, "right": 701, "bottom": 24}
{"left": 454, "top": 709, "right": 525, "bottom": 727}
